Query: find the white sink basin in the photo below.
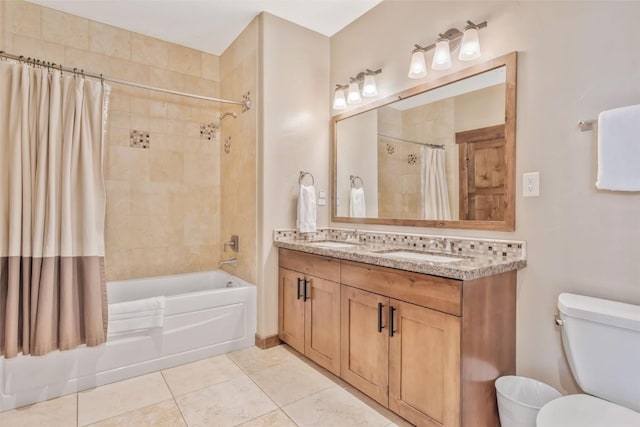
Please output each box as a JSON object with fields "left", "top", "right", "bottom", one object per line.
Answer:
{"left": 308, "top": 241, "right": 357, "bottom": 249}
{"left": 375, "top": 250, "right": 463, "bottom": 263}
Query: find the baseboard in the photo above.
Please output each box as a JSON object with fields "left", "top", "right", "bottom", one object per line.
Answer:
{"left": 254, "top": 333, "right": 281, "bottom": 350}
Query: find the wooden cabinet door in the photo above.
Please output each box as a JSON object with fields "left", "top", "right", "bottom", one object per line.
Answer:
{"left": 340, "top": 285, "right": 389, "bottom": 407}
{"left": 389, "top": 299, "right": 461, "bottom": 427}
{"left": 304, "top": 276, "right": 341, "bottom": 375}
{"left": 278, "top": 268, "right": 305, "bottom": 354}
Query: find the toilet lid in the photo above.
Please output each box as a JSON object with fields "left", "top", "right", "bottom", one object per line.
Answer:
{"left": 537, "top": 394, "right": 640, "bottom": 427}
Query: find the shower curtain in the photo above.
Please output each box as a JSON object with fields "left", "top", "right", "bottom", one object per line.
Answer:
{"left": 421, "top": 146, "right": 451, "bottom": 221}
{"left": 0, "top": 61, "right": 110, "bottom": 358}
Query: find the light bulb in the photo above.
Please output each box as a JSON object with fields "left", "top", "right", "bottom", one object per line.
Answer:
{"left": 362, "top": 74, "right": 377, "bottom": 97}
{"left": 408, "top": 50, "right": 427, "bottom": 79}
{"left": 459, "top": 26, "right": 481, "bottom": 61}
{"left": 333, "top": 87, "right": 346, "bottom": 110}
{"left": 347, "top": 81, "right": 361, "bottom": 104}
{"left": 431, "top": 38, "right": 452, "bottom": 70}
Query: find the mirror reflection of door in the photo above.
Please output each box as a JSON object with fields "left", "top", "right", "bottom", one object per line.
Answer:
{"left": 457, "top": 124, "right": 506, "bottom": 221}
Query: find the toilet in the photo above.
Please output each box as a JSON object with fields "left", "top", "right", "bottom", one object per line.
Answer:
{"left": 536, "top": 293, "right": 640, "bottom": 426}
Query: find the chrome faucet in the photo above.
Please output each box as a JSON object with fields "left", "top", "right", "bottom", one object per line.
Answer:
{"left": 218, "top": 258, "right": 238, "bottom": 267}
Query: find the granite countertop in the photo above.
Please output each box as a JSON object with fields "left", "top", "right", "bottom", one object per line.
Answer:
{"left": 274, "top": 239, "right": 527, "bottom": 281}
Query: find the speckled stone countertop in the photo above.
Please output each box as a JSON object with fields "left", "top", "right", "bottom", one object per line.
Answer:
{"left": 274, "top": 229, "right": 527, "bottom": 281}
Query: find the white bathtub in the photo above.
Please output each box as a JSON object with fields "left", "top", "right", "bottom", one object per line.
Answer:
{"left": 0, "top": 270, "right": 256, "bottom": 412}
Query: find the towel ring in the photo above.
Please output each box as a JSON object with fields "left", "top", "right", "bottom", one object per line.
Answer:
{"left": 299, "top": 171, "right": 314, "bottom": 185}
{"left": 350, "top": 175, "right": 364, "bottom": 189}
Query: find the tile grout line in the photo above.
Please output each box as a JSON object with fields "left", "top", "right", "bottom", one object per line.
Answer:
{"left": 225, "top": 352, "right": 300, "bottom": 427}
{"left": 159, "top": 369, "right": 190, "bottom": 427}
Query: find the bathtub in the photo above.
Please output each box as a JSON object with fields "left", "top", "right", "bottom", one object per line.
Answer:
{"left": 0, "top": 270, "right": 256, "bottom": 412}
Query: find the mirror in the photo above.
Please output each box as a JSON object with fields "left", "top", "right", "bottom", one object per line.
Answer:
{"left": 332, "top": 52, "right": 517, "bottom": 231}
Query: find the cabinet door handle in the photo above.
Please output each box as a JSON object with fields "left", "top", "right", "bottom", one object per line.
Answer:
{"left": 296, "top": 277, "right": 303, "bottom": 300}
{"left": 377, "top": 303, "right": 385, "bottom": 333}
{"left": 303, "top": 278, "right": 310, "bottom": 301}
{"left": 389, "top": 306, "right": 396, "bottom": 337}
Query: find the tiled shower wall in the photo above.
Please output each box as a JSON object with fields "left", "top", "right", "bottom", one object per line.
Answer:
{"left": 1, "top": 0, "right": 223, "bottom": 280}
{"left": 219, "top": 18, "right": 258, "bottom": 284}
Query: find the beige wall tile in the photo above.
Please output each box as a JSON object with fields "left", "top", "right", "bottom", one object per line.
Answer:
{"left": 109, "top": 57, "right": 149, "bottom": 82}
{"left": 168, "top": 44, "right": 201, "bottom": 77}
{"left": 150, "top": 150, "right": 184, "bottom": 183}
{"left": 5, "top": 0, "right": 41, "bottom": 39}
{"left": 131, "top": 33, "right": 169, "bottom": 68}
{"left": 65, "top": 47, "right": 110, "bottom": 74}
{"left": 42, "top": 7, "right": 89, "bottom": 50}
{"left": 11, "top": 34, "right": 65, "bottom": 64}
{"left": 90, "top": 21, "right": 131, "bottom": 60}
{"left": 149, "top": 67, "right": 184, "bottom": 91}
{"left": 129, "top": 247, "right": 171, "bottom": 277}
{"left": 106, "top": 146, "right": 149, "bottom": 181}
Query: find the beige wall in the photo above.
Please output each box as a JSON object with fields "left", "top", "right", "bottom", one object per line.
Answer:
{"left": 258, "top": 13, "right": 330, "bottom": 337}
{"left": 331, "top": 1, "right": 640, "bottom": 394}
{"left": 2, "top": 0, "right": 224, "bottom": 281}
{"left": 454, "top": 83, "right": 505, "bottom": 132}
{"left": 220, "top": 17, "right": 259, "bottom": 284}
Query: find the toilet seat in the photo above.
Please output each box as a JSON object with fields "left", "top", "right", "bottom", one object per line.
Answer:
{"left": 537, "top": 394, "right": 640, "bottom": 427}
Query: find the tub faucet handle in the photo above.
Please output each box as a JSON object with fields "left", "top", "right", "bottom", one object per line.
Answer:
{"left": 224, "top": 235, "right": 239, "bottom": 252}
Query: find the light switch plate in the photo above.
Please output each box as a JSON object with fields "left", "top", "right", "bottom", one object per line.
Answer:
{"left": 523, "top": 172, "right": 540, "bottom": 197}
{"left": 318, "top": 198, "right": 326, "bottom": 206}
{"left": 319, "top": 190, "right": 326, "bottom": 198}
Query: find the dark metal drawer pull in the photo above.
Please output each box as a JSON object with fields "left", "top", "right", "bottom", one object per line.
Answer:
{"left": 389, "top": 306, "right": 396, "bottom": 337}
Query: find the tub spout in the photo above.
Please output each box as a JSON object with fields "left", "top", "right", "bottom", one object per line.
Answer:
{"left": 218, "top": 258, "right": 238, "bottom": 267}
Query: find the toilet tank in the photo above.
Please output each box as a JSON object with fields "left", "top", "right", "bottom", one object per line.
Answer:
{"left": 558, "top": 293, "right": 640, "bottom": 412}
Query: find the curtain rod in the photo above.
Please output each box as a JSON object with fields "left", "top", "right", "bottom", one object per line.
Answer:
{"left": 0, "top": 51, "right": 250, "bottom": 109}
{"left": 377, "top": 133, "right": 444, "bottom": 149}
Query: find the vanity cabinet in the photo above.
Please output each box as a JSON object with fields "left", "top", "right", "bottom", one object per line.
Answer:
{"left": 278, "top": 249, "right": 341, "bottom": 375}
{"left": 278, "top": 248, "right": 517, "bottom": 427}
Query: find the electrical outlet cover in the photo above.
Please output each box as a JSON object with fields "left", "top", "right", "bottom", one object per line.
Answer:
{"left": 523, "top": 172, "right": 540, "bottom": 197}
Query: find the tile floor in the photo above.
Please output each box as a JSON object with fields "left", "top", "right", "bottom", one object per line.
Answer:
{"left": 0, "top": 345, "right": 413, "bottom": 427}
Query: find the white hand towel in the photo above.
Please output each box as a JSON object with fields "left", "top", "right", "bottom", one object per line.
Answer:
{"left": 108, "top": 296, "right": 165, "bottom": 335}
{"left": 349, "top": 187, "right": 366, "bottom": 217}
{"left": 596, "top": 104, "right": 640, "bottom": 191}
{"left": 297, "top": 184, "right": 317, "bottom": 232}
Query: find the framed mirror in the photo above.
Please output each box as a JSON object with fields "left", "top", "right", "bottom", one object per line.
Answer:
{"left": 332, "top": 52, "right": 517, "bottom": 231}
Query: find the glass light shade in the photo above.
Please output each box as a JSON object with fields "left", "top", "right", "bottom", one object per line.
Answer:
{"left": 333, "top": 88, "right": 347, "bottom": 110}
{"left": 408, "top": 51, "right": 427, "bottom": 79}
{"left": 431, "top": 39, "right": 452, "bottom": 70}
{"left": 459, "top": 27, "right": 481, "bottom": 61}
{"left": 347, "top": 82, "right": 361, "bottom": 104}
{"left": 362, "top": 74, "right": 377, "bottom": 97}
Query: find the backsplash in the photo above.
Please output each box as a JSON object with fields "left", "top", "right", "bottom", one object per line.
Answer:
{"left": 273, "top": 228, "right": 526, "bottom": 259}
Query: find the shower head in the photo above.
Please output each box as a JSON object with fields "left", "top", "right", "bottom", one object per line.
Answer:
{"left": 212, "top": 111, "right": 238, "bottom": 128}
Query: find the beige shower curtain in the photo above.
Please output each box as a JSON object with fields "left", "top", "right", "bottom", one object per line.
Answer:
{"left": 0, "top": 61, "right": 110, "bottom": 358}
{"left": 421, "top": 146, "right": 452, "bottom": 221}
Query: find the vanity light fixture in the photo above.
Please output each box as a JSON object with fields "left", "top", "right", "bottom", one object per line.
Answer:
{"left": 347, "top": 79, "right": 362, "bottom": 105}
{"left": 333, "top": 68, "right": 382, "bottom": 110}
{"left": 333, "top": 85, "right": 348, "bottom": 110}
{"left": 408, "top": 20, "right": 487, "bottom": 79}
